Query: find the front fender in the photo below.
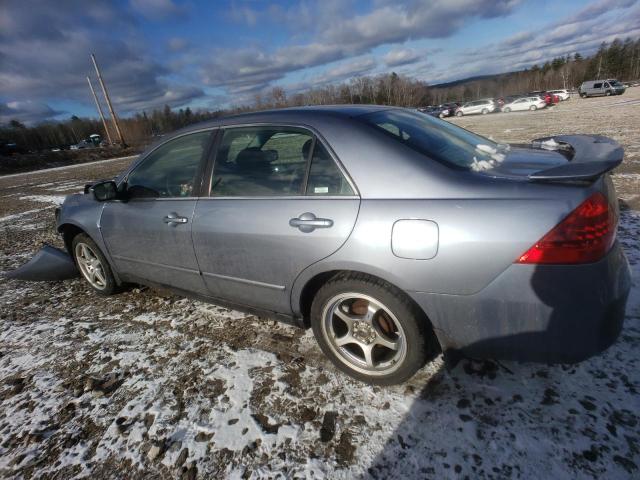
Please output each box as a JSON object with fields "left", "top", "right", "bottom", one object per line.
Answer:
{"left": 5, "top": 245, "right": 79, "bottom": 281}
{"left": 56, "top": 194, "right": 122, "bottom": 285}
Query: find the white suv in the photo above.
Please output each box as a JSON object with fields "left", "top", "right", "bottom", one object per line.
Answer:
{"left": 501, "top": 96, "right": 547, "bottom": 112}
{"left": 548, "top": 89, "right": 570, "bottom": 101}
{"left": 455, "top": 99, "right": 495, "bottom": 116}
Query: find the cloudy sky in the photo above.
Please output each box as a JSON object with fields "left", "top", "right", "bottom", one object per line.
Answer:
{"left": 1, "top": 0, "right": 639, "bottom": 124}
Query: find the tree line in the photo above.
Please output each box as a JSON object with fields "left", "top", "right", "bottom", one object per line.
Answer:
{"left": 2, "top": 37, "right": 638, "bottom": 152}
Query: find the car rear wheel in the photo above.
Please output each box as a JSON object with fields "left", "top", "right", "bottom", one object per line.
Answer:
{"left": 455, "top": 111, "right": 463, "bottom": 117}
{"left": 530, "top": 105, "right": 537, "bottom": 111}
{"left": 311, "top": 273, "right": 434, "bottom": 385}
{"left": 503, "top": 107, "right": 511, "bottom": 113}
{"left": 580, "top": 92, "right": 587, "bottom": 98}
{"left": 72, "top": 233, "right": 117, "bottom": 295}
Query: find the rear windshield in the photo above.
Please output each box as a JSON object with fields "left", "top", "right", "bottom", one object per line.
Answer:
{"left": 360, "top": 109, "right": 508, "bottom": 171}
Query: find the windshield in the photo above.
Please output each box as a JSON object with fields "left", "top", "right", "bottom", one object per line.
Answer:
{"left": 359, "top": 109, "right": 509, "bottom": 171}
{"left": 609, "top": 80, "right": 623, "bottom": 86}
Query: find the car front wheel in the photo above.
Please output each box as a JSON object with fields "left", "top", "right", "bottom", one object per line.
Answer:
{"left": 455, "top": 111, "right": 463, "bottom": 117}
{"left": 72, "top": 233, "right": 118, "bottom": 295}
{"left": 481, "top": 108, "right": 489, "bottom": 114}
{"left": 530, "top": 105, "right": 537, "bottom": 111}
{"left": 311, "top": 273, "right": 434, "bottom": 385}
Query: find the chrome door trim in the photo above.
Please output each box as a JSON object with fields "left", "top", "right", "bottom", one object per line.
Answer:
{"left": 201, "top": 271, "right": 285, "bottom": 291}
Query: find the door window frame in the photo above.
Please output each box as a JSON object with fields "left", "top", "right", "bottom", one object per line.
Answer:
{"left": 202, "top": 123, "right": 359, "bottom": 199}
{"left": 117, "top": 128, "right": 219, "bottom": 202}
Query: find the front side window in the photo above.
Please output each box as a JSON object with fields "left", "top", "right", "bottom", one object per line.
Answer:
{"left": 126, "top": 131, "right": 211, "bottom": 198}
{"left": 360, "top": 109, "right": 507, "bottom": 170}
{"left": 211, "top": 127, "right": 311, "bottom": 196}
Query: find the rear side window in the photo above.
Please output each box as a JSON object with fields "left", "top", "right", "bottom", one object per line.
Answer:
{"left": 594, "top": 83, "right": 602, "bottom": 88}
{"left": 360, "top": 109, "right": 507, "bottom": 170}
{"left": 306, "top": 142, "right": 354, "bottom": 196}
{"left": 126, "top": 131, "right": 210, "bottom": 198}
{"left": 212, "top": 127, "right": 311, "bottom": 196}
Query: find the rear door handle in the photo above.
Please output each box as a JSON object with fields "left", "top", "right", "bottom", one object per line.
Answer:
{"left": 289, "top": 212, "right": 333, "bottom": 233}
{"left": 163, "top": 212, "right": 188, "bottom": 226}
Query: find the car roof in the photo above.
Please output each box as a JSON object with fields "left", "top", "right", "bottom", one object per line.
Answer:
{"left": 160, "top": 104, "right": 398, "bottom": 139}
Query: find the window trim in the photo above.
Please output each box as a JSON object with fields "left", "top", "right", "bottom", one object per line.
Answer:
{"left": 118, "top": 127, "right": 218, "bottom": 200}
{"left": 204, "top": 122, "right": 359, "bottom": 199}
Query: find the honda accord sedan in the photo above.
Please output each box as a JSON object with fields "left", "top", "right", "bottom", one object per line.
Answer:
{"left": 10, "top": 105, "right": 631, "bottom": 385}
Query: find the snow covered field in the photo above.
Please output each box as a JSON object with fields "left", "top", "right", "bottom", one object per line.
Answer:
{"left": 1, "top": 92, "right": 639, "bottom": 479}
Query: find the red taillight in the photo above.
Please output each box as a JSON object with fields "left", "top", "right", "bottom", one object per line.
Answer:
{"left": 516, "top": 192, "right": 616, "bottom": 265}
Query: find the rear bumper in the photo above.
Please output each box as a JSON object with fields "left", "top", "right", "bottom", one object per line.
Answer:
{"left": 409, "top": 242, "right": 631, "bottom": 363}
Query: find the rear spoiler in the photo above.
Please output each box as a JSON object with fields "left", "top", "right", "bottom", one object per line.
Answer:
{"left": 528, "top": 135, "right": 623, "bottom": 181}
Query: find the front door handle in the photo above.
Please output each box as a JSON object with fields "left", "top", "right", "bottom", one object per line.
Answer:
{"left": 163, "top": 212, "right": 188, "bottom": 226}
{"left": 289, "top": 212, "right": 333, "bottom": 233}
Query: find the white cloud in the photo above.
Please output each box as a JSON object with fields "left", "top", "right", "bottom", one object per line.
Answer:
{"left": 383, "top": 48, "right": 420, "bottom": 67}
{"left": 0, "top": 1, "right": 204, "bottom": 121}
{"left": 129, "top": 0, "right": 184, "bottom": 20}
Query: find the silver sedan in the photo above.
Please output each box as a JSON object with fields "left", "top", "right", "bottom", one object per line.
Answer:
{"left": 10, "top": 106, "right": 632, "bottom": 385}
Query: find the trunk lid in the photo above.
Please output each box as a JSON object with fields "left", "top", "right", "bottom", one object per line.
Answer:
{"left": 476, "top": 134, "right": 624, "bottom": 182}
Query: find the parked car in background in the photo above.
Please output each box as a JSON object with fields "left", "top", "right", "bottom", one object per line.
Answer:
{"left": 438, "top": 103, "right": 460, "bottom": 117}
{"left": 455, "top": 99, "right": 496, "bottom": 116}
{"left": 10, "top": 106, "right": 631, "bottom": 385}
{"left": 530, "top": 91, "right": 560, "bottom": 105}
{"left": 548, "top": 89, "right": 571, "bottom": 101}
{"left": 501, "top": 96, "right": 547, "bottom": 112}
{"left": 418, "top": 105, "right": 452, "bottom": 118}
{"left": 579, "top": 79, "right": 626, "bottom": 97}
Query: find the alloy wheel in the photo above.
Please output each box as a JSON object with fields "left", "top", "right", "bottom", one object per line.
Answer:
{"left": 321, "top": 293, "right": 407, "bottom": 376}
{"left": 75, "top": 242, "right": 107, "bottom": 290}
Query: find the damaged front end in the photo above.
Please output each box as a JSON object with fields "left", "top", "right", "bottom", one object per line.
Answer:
{"left": 6, "top": 244, "right": 79, "bottom": 281}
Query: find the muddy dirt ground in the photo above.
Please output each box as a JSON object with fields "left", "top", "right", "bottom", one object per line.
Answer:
{"left": 0, "top": 89, "right": 639, "bottom": 479}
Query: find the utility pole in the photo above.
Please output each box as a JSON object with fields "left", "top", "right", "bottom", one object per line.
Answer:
{"left": 90, "top": 53, "right": 127, "bottom": 147}
{"left": 86, "top": 76, "right": 113, "bottom": 145}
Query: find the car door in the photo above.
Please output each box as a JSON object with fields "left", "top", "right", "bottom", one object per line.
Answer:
{"left": 192, "top": 125, "right": 360, "bottom": 314}
{"left": 593, "top": 82, "right": 603, "bottom": 95}
{"left": 465, "top": 101, "right": 477, "bottom": 114}
{"left": 100, "top": 129, "right": 214, "bottom": 294}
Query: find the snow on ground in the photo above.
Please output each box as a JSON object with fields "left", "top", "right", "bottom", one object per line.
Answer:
{"left": 0, "top": 210, "right": 638, "bottom": 479}
{"left": 0, "top": 95, "right": 639, "bottom": 478}
{"left": 18, "top": 195, "right": 66, "bottom": 206}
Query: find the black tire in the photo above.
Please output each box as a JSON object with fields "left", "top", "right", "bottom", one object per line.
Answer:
{"left": 580, "top": 92, "right": 587, "bottom": 98}
{"left": 72, "top": 233, "right": 118, "bottom": 295}
{"left": 605, "top": 90, "right": 611, "bottom": 96}
{"left": 310, "top": 273, "right": 435, "bottom": 385}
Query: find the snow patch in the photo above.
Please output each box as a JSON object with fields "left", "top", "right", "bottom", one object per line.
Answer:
{"left": 18, "top": 195, "right": 66, "bottom": 205}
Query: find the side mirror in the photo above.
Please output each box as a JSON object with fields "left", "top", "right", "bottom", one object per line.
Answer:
{"left": 92, "top": 180, "right": 118, "bottom": 202}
